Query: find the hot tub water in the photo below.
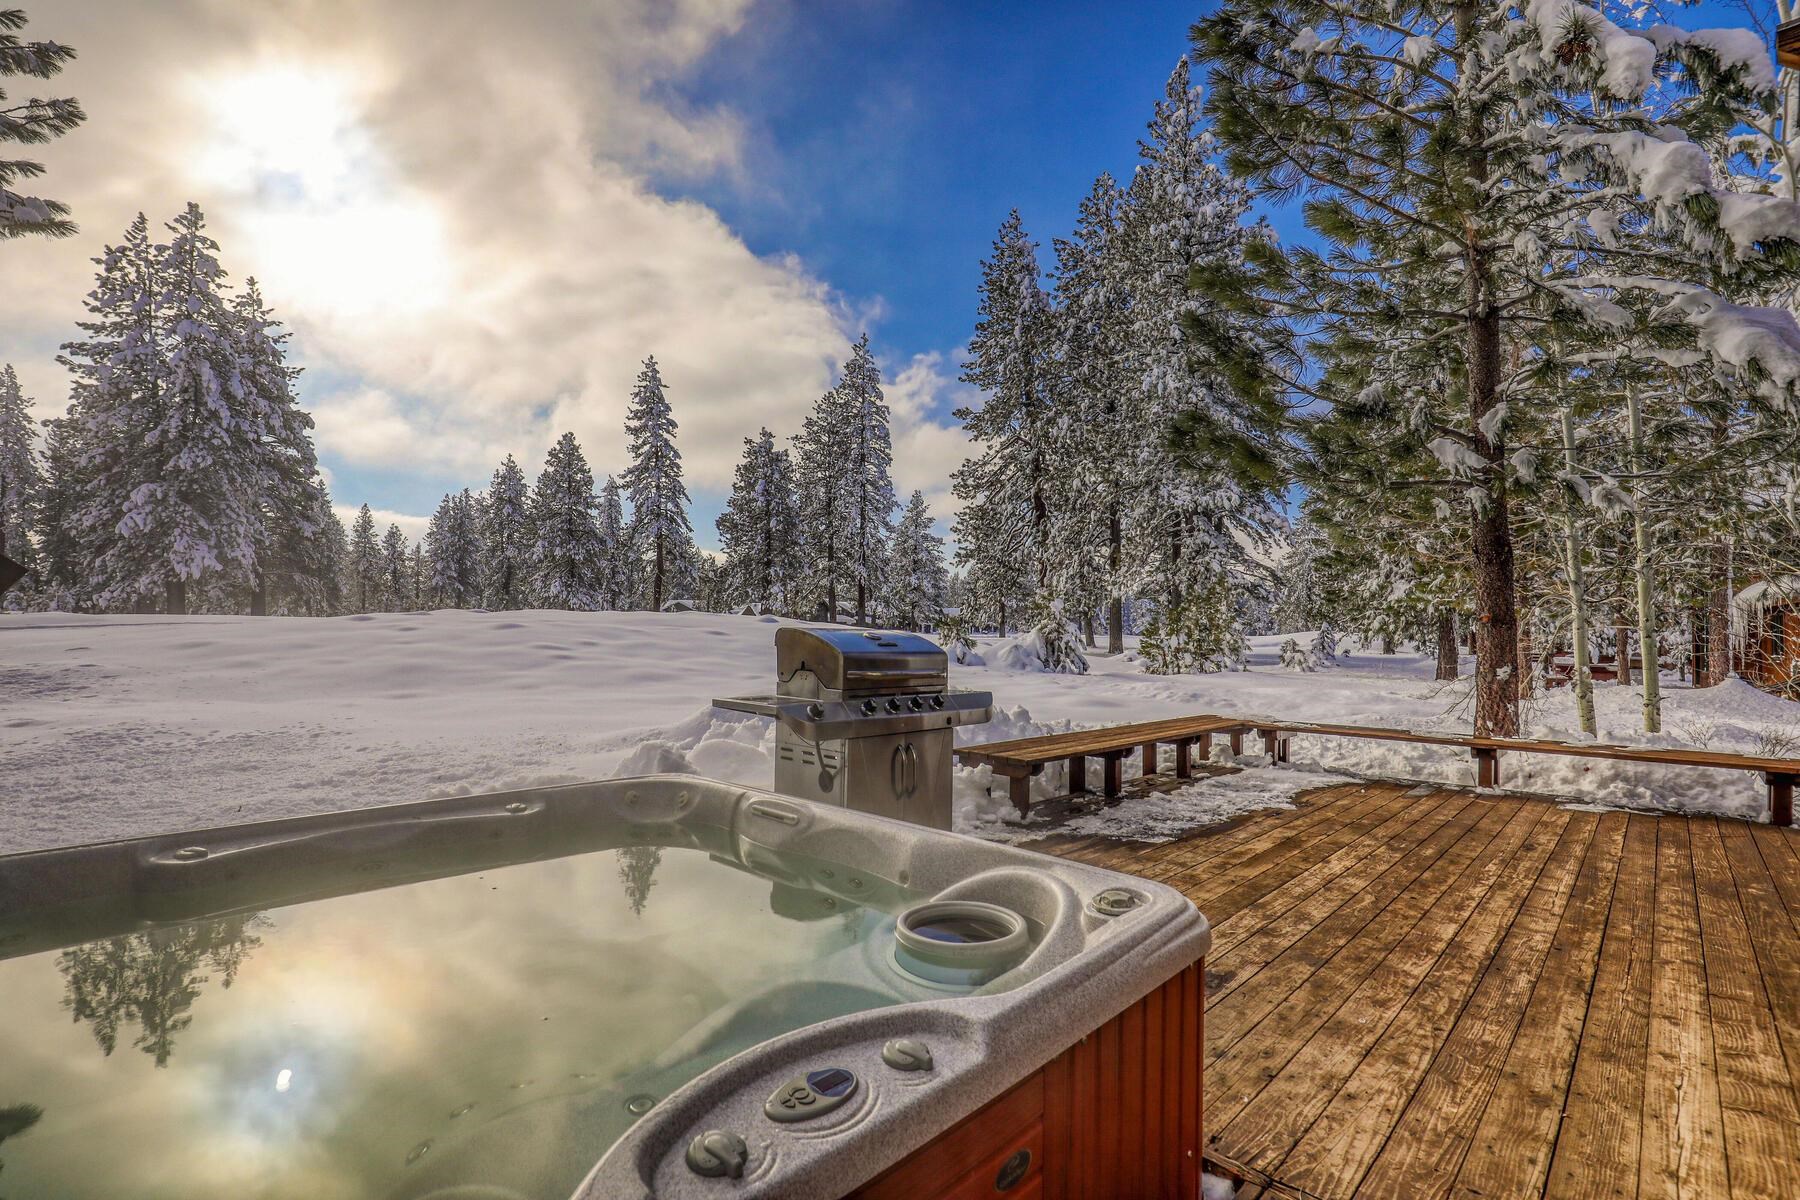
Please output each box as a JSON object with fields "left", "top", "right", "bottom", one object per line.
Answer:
{"left": 0, "top": 844, "right": 945, "bottom": 1200}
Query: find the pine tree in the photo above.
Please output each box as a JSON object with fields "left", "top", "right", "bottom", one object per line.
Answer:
{"left": 529, "top": 432, "right": 607, "bottom": 610}
{"left": 597, "top": 474, "right": 632, "bottom": 610}
{"left": 954, "top": 211, "right": 1056, "bottom": 606}
{"left": 886, "top": 490, "right": 948, "bottom": 631}
{"left": 839, "top": 334, "right": 896, "bottom": 624}
{"left": 0, "top": 363, "right": 44, "bottom": 589}
{"left": 1191, "top": 6, "right": 1800, "bottom": 733}
{"left": 0, "top": 8, "right": 84, "bottom": 239}
{"left": 35, "top": 414, "right": 83, "bottom": 604}
{"left": 427, "top": 489, "right": 480, "bottom": 608}
{"left": 794, "top": 384, "right": 854, "bottom": 620}
{"left": 379, "top": 523, "right": 408, "bottom": 611}
{"left": 717, "top": 428, "right": 799, "bottom": 612}
{"left": 619, "top": 356, "right": 692, "bottom": 612}
{"left": 348, "top": 504, "right": 379, "bottom": 613}
{"left": 479, "top": 454, "right": 531, "bottom": 609}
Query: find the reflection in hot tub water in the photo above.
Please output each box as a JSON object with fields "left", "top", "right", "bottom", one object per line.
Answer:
{"left": 0, "top": 844, "right": 953, "bottom": 1200}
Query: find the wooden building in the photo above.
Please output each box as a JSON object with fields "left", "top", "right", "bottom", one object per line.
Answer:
{"left": 1734, "top": 575, "right": 1800, "bottom": 696}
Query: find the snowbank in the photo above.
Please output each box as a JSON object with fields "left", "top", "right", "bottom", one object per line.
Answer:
{"left": 2, "top": 612, "right": 1795, "bottom": 853}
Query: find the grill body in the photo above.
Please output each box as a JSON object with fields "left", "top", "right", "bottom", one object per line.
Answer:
{"left": 714, "top": 628, "right": 992, "bottom": 830}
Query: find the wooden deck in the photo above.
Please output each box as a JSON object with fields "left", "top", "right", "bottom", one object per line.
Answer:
{"left": 1031, "top": 780, "right": 1800, "bottom": 1200}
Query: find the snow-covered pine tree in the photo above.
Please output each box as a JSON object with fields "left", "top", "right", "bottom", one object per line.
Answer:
{"left": 426, "top": 489, "right": 480, "bottom": 608}
{"left": 885, "top": 490, "right": 948, "bottom": 631}
{"left": 597, "top": 474, "right": 632, "bottom": 610}
{"left": 57, "top": 213, "right": 163, "bottom": 610}
{"left": 1121, "top": 59, "right": 1282, "bottom": 621}
{"left": 479, "top": 454, "right": 531, "bottom": 610}
{"left": 1279, "top": 636, "right": 1312, "bottom": 672}
{"left": 1049, "top": 172, "right": 1134, "bottom": 651}
{"left": 348, "top": 503, "right": 380, "bottom": 613}
{"left": 1309, "top": 623, "right": 1338, "bottom": 669}
{"left": 0, "top": 363, "right": 44, "bottom": 590}
{"left": 35, "top": 414, "right": 83, "bottom": 605}
{"left": 619, "top": 356, "right": 692, "bottom": 612}
{"left": 794, "top": 385, "right": 854, "bottom": 620}
{"left": 379, "top": 523, "right": 408, "bottom": 611}
{"left": 229, "top": 277, "right": 327, "bottom": 615}
{"left": 0, "top": 8, "right": 84, "bottom": 240}
{"left": 529, "top": 432, "right": 607, "bottom": 611}
{"left": 954, "top": 211, "right": 1056, "bottom": 610}
{"left": 1028, "top": 599, "right": 1090, "bottom": 674}
{"left": 839, "top": 335, "right": 896, "bottom": 624}
{"left": 1190, "top": 4, "right": 1800, "bottom": 734}
{"left": 408, "top": 540, "right": 426, "bottom": 611}
{"left": 717, "top": 427, "right": 799, "bottom": 613}
{"left": 106, "top": 203, "right": 265, "bottom": 614}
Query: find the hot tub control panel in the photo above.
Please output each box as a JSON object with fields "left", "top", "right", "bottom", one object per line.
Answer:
{"left": 764, "top": 1067, "right": 859, "bottom": 1123}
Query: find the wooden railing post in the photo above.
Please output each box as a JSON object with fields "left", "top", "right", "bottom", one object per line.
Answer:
{"left": 1142, "top": 742, "right": 1160, "bottom": 779}
{"left": 1102, "top": 753, "right": 1123, "bottom": 799}
{"left": 1473, "top": 747, "right": 1501, "bottom": 789}
{"left": 1768, "top": 772, "right": 1795, "bottom": 827}
{"left": 1068, "top": 755, "right": 1088, "bottom": 795}
{"left": 1174, "top": 740, "right": 1192, "bottom": 780}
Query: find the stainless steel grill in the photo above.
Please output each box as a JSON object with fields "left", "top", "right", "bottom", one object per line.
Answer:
{"left": 713, "top": 627, "right": 993, "bottom": 829}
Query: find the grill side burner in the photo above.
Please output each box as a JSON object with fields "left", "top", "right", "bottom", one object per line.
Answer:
{"left": 714, "top": 628, "right": 993, "bottom": 829}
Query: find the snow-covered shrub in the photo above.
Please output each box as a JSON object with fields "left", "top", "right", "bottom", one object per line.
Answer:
{"left": 1309, "top": 624, "right": 1339, "bottom": 668}
{"left": 937, "top": 614, "right": 979, "bottom": 665}
{"left": 1673, "top": 716, "right": 1719, "bottom": 749}
{"left": 1029, "top": 604, "right": 1089, "bottom": 675}
{"left": 1139, "top": 580, "right": 1242, "bottom": 675}
{"left": 1280, "top": 637, "right": 1314, "bottom": 672}
{"left": 1754, "top": 723, "right": 1800, "bottom": 759}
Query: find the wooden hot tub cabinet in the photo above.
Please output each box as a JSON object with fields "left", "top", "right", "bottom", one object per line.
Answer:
{"left": 846, "top": 961, "right": 1206, "bottom": 1200}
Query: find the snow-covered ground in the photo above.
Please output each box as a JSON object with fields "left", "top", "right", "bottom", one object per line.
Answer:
{"left": 4, "top": 609, "right": 1797, "bottom": 853}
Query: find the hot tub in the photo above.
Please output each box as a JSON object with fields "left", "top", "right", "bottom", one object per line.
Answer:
{"left": 0, "top": 775, "right": 1210, "bottom": 1199}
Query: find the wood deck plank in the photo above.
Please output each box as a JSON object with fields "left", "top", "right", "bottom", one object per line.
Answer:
{"left": 1637, "top": 819, "right": 1729, "bottom": 1200}
{"left": 1202, "top": 791, "right": 1487, "bottom": 1020}
{"left": 1205, "top": 798, "right": 1523, "bottom": 1137}
{"left": 1687, "top": 819, "right": 1800, "bottom": 1200}
{"left": 1131, "top": 783, "right": 1395, "bottom": 885}
{"left": 1203, "top": 787, "right": 1470, "bottom": 959}
{"left": 1713, "top": 821, "right": 1800, "bottom": 1107}
{"left": 1543, "top": 812, "right": 1659, "bottom": 1200}
{"left": 1745, "top": 823, "right": 1800, "bottom": 926}
{"left": 1275, "top": 806, "right": 1588, "bottom": 1199}
{"left": 1221, "top": 802, "right": 1560, "bottom": 1187}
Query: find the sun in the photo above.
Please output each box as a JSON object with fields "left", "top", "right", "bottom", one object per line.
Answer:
{"left": 187, "top": 63, "right": 452, "bottom": 319}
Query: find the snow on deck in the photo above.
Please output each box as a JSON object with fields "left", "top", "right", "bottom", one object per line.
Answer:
{"left": 2, "top": 610, "right": 1796, "bottom": 852}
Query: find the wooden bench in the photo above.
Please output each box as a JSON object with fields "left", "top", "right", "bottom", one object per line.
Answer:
{"left": 958, "top": 712, "right": 1800, "bottom": 826}
{"left": 954, "top": 715, "right": 1256, "bottom": 817}
{"left": 1230, "top": 717, "right": 1800, "bottom": 826}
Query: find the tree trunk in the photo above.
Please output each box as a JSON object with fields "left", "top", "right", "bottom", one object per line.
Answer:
{"left": 1468, "top": 311, "right": 1520, "bottom": 735}
{"left": 1559, "top": 408, "right": 1596, "bottom": 735}
{"left": 1380, "top": 633, "right": 1395, "bottom": 655}
{"left": 1615, "top": 627, "right": 1632, "bottom": 685}
{"left": 250, "top": 575, "right": 267, "bottom": 617}
{"left": 166, "top": 578, "right": 187, "bottom": 616}
{"left": 1081, "top": 612, "right": 1096, "bottom": 648}
{"left": 653, "top": 537, "right": 665, "bottom": 613}
{"left": 1107, "top": 502, "right": 1124, "bottom": 654}
{"left": 1516, "top": 615, "right": 1535, "bottom": 698}
{"left": 1436, "top": 609, "right": 1460, "bottom": 681}
{"left": 857, "top": 581, "right": 867, "bottom": 627}
{"left": 1626, "top": 388, "right": 1661, "bottom": 730}
{"left": 1707, "top": 540, "right": 1731, "bottom": 686}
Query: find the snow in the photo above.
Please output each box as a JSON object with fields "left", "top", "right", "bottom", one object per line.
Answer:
{"left": 3, "top": 611, "right": 1796, "bottom": 854}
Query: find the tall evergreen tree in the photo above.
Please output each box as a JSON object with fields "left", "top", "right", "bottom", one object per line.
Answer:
{"left": 597, "top": 474, "right": 632, "bottom": 610}
{"left": 954, "top": 211, "right": 1056, "bottom": 603}
{"left": 0, "top": 363, "right": 43, "bottom": 587}
{"left": 716, "top": 427, "right": 800, "bottom": 612}
{"left": 0, "top": 8, "right": 84, "bottom": 239}
{"left": 619, "top": 356, "right": 692, "bottom": 611}
{"left": 794, "top": 384, "right": 854, "bottom": 619}
{"left": 1190, "top": 5, "right": 1800, "bottom": 732}
{"left": 529, "top": 432, "right": 607, "bottom": 610}
{"left": 479, "top": 454, "right": 531, "bottom": 610}
{"left": 426, "top": 488, "right": 480, "bottom": 608}
{"left": 839, "top": 334, "right": 897, "bottom": 624}
{"left": 886, "top": 490, "right": 948, "bottom": 631}
{"left": 347, "top": 503, "right": 379, "bottom": 613}
{"left": 35, "top": 413, "right": 82, "bottom": 603}
{"left": 379, "top": 522, "right": 408, "bottom": 611}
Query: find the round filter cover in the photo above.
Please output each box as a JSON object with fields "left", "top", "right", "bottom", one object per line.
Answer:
{"left": 1091, "top": 887, "right": 1144, "bottom": 918}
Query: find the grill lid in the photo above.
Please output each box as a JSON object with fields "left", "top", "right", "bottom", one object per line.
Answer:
{"left": 776, "top": 627, "right": 948, "bottom": 696}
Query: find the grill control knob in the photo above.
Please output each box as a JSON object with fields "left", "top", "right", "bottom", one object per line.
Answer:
{"left": 930, "top": 694, "right": 946, "bottom": 710}
{"left": 885, "top": 697, "right": 902, "bottom": 713}
{"left": 860, "top": 699, "right": 877, "bottom": 716}
{"left": 686, "top": 1130, "right": 749, "bottom": 1178}
{"left": 908, "top": 696, "right": 924, "bottom": 711}
{"left": 806, "top": 703, "right": 825, "bottom": 720}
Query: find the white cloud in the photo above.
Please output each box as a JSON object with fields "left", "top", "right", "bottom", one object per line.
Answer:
{"left": 333, "top": 505, "right": 431, "bottom": 547}
{"left": 883, "top": 349, "right": 979, "bottom": 519}
{"left": 0, "top": 0, "right": 860, "bottom": 495}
